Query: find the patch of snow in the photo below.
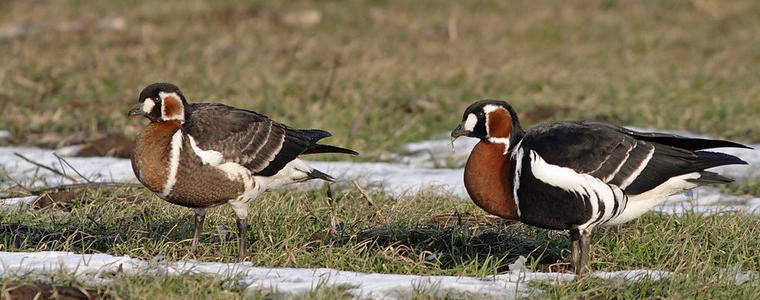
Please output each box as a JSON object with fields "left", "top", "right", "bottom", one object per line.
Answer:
{"left": 0, "top": 251, "right": 669, "bottom": 299}
{"left": 508, "top": 255, "right": 529, "bottom": 273}
{"left": 0, "top": 196, "right": 36, "bottom": 212}
{"left": 718, "top": 265, "right": 759, "bottom": 285}
{"left": 0, "top": 130, "right": 11, "bottom": 139}
{"left": 0, "top": 146, "right": 137, "bottom": 192}
{"left": 309, "top": 160, "right": 466, "bottom": 197}
{"left": 657, "top": 187, "right": 760, "bottom": 215}
{"left": 389, "top": 135, "right": 477, "bottom": 168}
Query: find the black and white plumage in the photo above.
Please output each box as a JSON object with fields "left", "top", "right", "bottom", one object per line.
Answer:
{"left": 451, "top": 100, "right": 750, "bottom": 274}
{"left": 512, "top": 121, "right": 748, "bottom": 229}
{"left": 129, "top": 82, "right": 357, "bottom": 258}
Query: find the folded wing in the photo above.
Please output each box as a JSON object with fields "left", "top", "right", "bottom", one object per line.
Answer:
{"left": 521, "top": 121, "right": 749, "bottom": 195}
{"left": 183, "top": 103, "right": 356, "bottom": 176}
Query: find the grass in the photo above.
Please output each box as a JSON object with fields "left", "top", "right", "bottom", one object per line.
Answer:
{"left": 1, "top": 0, "right": 760, "bottom": 156}
{"left": 1, "top": 186, "right": 759, "bottom": 298}
{"left": 2, "top": 0, "right": 760, "bottom": 298}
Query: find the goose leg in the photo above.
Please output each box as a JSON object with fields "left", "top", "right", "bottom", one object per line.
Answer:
{"left": 191, "top": 208, "right": 206, "bottom": 255}
{"left": 228, "top": 198, "right": 254, "bottom": 260}
{"left": 578, "top": 229, "right": 592, "bottom": 275}
{"left": 570, "top": 229, "right": 582, "bottom": 274}
{"left": 570, "top": 228, "right": 592, "bottom": 275}
{"left": 236, "top": 217, "right": 248, "bottom": 259}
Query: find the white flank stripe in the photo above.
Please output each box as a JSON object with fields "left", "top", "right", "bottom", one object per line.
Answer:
{"left": 607, "top": 173, "right": 698, "bottom": 225}
{"left": 161, "top": 130, "right": 184, "bottom": 197}
{"left": 188, "top": 135, "right": 224, "bottom": 166}
{"left": 618, "top": 146, "right": 655, "bottom": 189}
{"left": 529, "top": 150, "right": 618, "bottom": 228}
{"left": 602, "top": 143, "right": 635, "bottom": 182}
{"left": 511, "top": 141, "right": 524, "bottom": 217}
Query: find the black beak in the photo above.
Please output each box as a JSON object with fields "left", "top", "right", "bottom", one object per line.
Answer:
{"left": 128, "top": 103, "right": 145, "bottom": 117}
{"left": 450, "top": 123, "right": 470, "bottom": 139}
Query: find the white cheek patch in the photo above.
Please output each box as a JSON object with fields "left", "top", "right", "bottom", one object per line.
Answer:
{"left": 142, "top": 99, "right": 155, "bottom": 114}
{"left": 463, "top": 113, "right": 477, "bottom": 131}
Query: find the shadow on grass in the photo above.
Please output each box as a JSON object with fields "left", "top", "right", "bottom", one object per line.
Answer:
{"left": 0, "top": 213, "right": 201, "bottom": 255}
{"left": 332, "top": 220, "right": 569, "bottom": 273}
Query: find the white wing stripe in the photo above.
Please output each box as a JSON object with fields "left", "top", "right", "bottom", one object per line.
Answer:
{"left": 618, "top": 146, "right": 655, "bottom": 189}
{"left": 528, "top": 150, "right": 622, "bottom": 228}
{"left": 601, "top": 143, "right": 635, "bottom": 182}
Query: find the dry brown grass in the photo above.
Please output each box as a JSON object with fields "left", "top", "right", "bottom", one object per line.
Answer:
{"left": 1, "top": 0, "right": 758, "bottom": 158}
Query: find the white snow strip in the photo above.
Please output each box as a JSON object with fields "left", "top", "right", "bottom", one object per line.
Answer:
{"left": 0, "top": 251, "right": 669, "bottom": 299}
{"left": 0, "top": 146, "right": 136, "bottom": 192}
{"left": 657, "top": 187, "right": 760, "bottom": 215}
{"left": 0, "top": 196, "right": 36, "bottom": 212}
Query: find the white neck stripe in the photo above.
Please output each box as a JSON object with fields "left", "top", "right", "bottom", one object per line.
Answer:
{"left": 161, "top": 130, "right": 183, "bottom": 197}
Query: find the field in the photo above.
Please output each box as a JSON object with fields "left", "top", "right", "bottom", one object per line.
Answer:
{"left": 1, "top": 0, "right": 759, "bottom": 299}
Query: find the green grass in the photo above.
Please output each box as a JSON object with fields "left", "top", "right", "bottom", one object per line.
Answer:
{"left": 1, "top": 0, "right": 760, "bottom": 156}
{"left": 1, "top": 186, "right": 758, "bottom": 298}
{"left": 723, "top": 177, "right": 760, "bottom": 197}
{"left": 2, "top": 0, "right": 760, "bottom": 298}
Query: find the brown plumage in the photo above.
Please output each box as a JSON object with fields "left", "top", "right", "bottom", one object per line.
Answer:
{"left": 463, "top": 142, "right": 518, "bottom": 220}
{"left": 165, "top": 136, "right": 245, "bottom": 208}
{"left": 131, "top": 120, "right": 179, "bottom": 192}
{"left": 129, "top": 82, "right": 358, "bottom": 258}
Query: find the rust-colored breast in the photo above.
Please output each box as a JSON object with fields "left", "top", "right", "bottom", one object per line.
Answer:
{"left": 463, "top": 141, "right": 518, "bottom": 220}
{"left": 131, "top": 121, "right": 181, "bottom": 193}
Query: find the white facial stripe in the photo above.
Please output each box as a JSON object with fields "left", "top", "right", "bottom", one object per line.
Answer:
{"left": 483, "top": 105, "right": 510, "bottom": 141}
{"left": 463, "top": 113, "right": 477, "bottom": 131}
{"left": 142, "top": 99, "right": 155, "bottom": 113}
{"left": 483, "top": 104, "right": 501, "bottom": 114}
{"left": 159, "top": 91, "right": 179, "bottom": 99}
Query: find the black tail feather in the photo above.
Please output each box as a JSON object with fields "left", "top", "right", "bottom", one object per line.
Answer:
{"left": 308, "top": 168, "right": 335, "bottom": 182}
{"left": 299, "top": 129, "right": 332, "bottom": 142}
{"left": 687, "top": 171, "right": 734, "bottom": 184}
{"left": 303, "top": 144, "right": 359, "bottom": 156}
{"left": 643, "top": 136, "right": 751, "bottom": 151}
{"left": 624, "top": 130, "right": 752, "bottom": 151}
{"left": 692, "top": 151, "right": 748, "bottom": 170}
